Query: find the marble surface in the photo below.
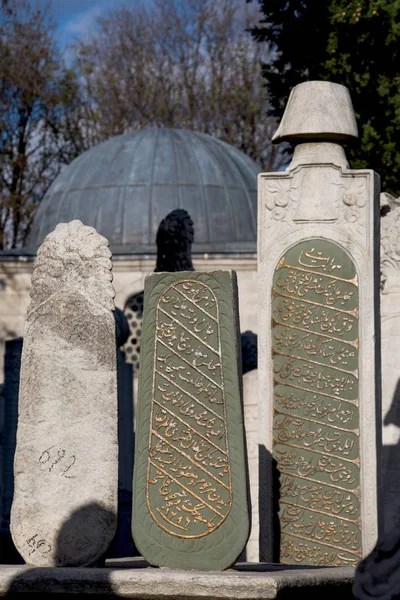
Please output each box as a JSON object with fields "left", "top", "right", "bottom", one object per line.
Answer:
{"left": 0, "top": 559, "right": 356, "bottom": 599}
{"left": 272, "top": 80, "right": 358, "bottom": 143}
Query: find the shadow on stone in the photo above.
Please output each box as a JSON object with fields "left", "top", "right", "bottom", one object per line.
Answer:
{"left": 384, "top": 378, "right": 400, "bottom": 424}
{"left": 259, "top": 444, "right": 280, "bottom": 563}
{"left": 353, "top": 377, "right": 400, "bottom": 599}
{"left": 54, "top": 504, "right": 117, "bottom": 567}
{"left": 382, "top": 378, "right": 400, "bottom": 535}
{"left": 107, "top": 348, "right": 137, "bottom": 559}
{"left": 5, "top": 503, "right": 117, "bottom": 597}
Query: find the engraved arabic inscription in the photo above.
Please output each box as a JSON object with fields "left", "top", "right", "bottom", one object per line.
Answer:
{"left": 146, "top": 280, "right": 232, "bottom": 538}
{"left": 272, "top": 239, "right": 361, "bottom": 566}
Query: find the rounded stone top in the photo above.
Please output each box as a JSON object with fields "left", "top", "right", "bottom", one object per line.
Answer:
{"left": 27, "top": 128, "right": 260, "bottom": 255}
{"left": 272, "top": 81, "right": 358, "bottom": 144}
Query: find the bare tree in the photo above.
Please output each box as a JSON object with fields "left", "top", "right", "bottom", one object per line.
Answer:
{"left": 74, "top": 0, "right": 283, "bottom": 171}
{"left": 0, "top": 0, "right": 284, "bottom": 250}
{"left": 0, "top": 0, "right": 81, "bottom": 249}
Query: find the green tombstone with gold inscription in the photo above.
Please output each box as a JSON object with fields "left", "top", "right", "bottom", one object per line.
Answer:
{"left": 132, "top": 271, "right": 250, "bottom": 570}
{"left": 272, "top": 239, "right": 361, "bottom": 566}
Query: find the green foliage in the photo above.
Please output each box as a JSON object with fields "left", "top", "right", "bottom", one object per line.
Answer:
{"left": 252, "top": 0, "right": 400, "bottom": 195}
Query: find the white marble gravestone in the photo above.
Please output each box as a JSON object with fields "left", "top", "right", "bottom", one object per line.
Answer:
{"left": 242, "top": 368, "right": 259, "bottom": 562}
{"left": 258, "top": 81, "right": 381, "bottom": 565}
{"left": 10, "top": 220, "right": 118, "bottom": 566}
{"left": 380, "top": 193, "right": 400, "bottom": 533}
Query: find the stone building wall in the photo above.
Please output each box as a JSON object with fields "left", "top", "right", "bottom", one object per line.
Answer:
{"left": 0, "top": 260, "right": 32, "bottom": 376}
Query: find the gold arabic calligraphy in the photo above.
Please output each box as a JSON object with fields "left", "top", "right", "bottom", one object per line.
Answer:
{"left": 147, "top": 280, "right": 232, "bottom": 538}
{"left": 272, "top": 240, "right": 361, "bottom": 566}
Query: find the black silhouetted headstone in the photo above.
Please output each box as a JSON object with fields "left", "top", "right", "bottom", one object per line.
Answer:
{"left": 155, "top": 209, "right": 194, "bottom": 273}
{"left": 241, "top": 331, "right": 257, "bottom": 375}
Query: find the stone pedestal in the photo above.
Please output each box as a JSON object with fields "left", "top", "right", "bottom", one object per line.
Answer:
{"left": 0, "top": 560, "right": 356, "bottom": 599}
{"left": 258, "top": 82, "right": 381, "bottom": 565}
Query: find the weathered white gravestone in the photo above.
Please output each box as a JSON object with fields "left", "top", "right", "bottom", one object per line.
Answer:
{"left": 258, "top": 81, "right": 381, "bottom": 565}
{"left": 10, "top": 220, "right": 118, "bottom": 566}
{"left": 380, "top": 193, "right": 400, "bottom": 533}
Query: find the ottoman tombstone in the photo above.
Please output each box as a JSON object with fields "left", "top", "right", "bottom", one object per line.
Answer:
{"left": 258, "top": 81, "right": 381, "bottom": 566}
{"left": 10, "top": 220, "right": 118, "bottom": 566}
{"left": 132, "top": 271, "right": 250, "bottom": 570}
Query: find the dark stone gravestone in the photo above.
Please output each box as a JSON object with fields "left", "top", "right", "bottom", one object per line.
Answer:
{"left": 272, "top": 239, "right": 361, "bottom": 565}
{"left": 132, "top": 271, "right": 250, "bottom": 570}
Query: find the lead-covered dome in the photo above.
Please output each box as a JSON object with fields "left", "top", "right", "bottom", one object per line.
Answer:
{"left": 27, "top": 128, "right": 260, "bottom": 255}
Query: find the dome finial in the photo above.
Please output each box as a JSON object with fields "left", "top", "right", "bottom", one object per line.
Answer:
{"left": 272, "top": 81, "right": 358, "bottom": 145}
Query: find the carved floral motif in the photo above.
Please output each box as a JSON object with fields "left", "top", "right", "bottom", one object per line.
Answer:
{"left": 265, "top": 171, "right": 368, "bottom": 226}
{"left": 380, "top": 195, "right": 400, "bottom": 292}
{"left": 265, "top": 180, "right": 297, "bottom": 221}
{"left": 381, "top": 196, "right": 400, "bottom": 270}
{"left": 342, "top": 178, "right": 366, "bottom": 223}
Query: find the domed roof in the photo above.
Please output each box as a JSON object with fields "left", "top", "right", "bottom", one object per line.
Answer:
{"left": 27, "top": 128, "right": 260, "bottom": 255}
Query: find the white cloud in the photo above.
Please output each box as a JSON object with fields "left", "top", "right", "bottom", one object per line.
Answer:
{"left": 64, "top": 4, "right": 103, "bottom": 36}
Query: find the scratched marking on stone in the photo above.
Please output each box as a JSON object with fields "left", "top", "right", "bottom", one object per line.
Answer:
{"left": 272, "top": 240, "right": 361, "bottom": 566}
{"left": 146, "top": 280, "right": 232, "bottom": 538}
{"left": 25, "top": 534, "right": 52, "bottom": 558}
{"left": 38, "top": 446, "right": 77, "bottom": 479}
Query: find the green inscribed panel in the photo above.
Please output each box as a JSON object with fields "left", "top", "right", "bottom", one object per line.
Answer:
{"left": 272, "top": 239, "right": 361, "bottom": 566}
{"left": 132, "top": 271, "right": 250, "bottom": 570}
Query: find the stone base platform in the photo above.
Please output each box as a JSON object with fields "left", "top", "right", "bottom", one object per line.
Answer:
{"left": 0, "top": 558, "right": 355, "bottom": 599}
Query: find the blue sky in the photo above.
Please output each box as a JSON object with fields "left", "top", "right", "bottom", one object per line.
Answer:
{"left": 35, "top": 0, "right": 132, "bottom": 48}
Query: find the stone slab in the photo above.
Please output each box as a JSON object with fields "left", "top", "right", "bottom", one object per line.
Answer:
{"left": 10, "top": 221, "right": 118, "bottom": 567}
{"left": 132, "top": 271, "right": 250, "bottom": 570}
{"left": 380, "top": 194, "right": 400, "bottom": 534}
{"left": 0, "top": 560, "right": 356, "bottom": 599}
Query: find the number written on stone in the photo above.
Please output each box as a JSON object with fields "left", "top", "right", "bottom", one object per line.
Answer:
{"left": 39, "top": 446, "right": 77, "bottom": 479}
{"left": 26, "top": 533, "right": 52, "bottom": 557}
